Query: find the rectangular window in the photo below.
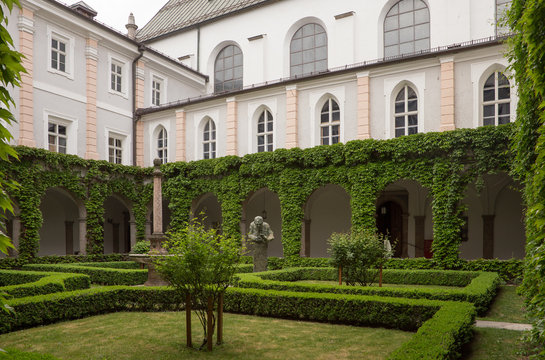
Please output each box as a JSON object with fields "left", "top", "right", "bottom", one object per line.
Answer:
{"left": 48, "top": 122, "right": 67, "bottom": 154}
{"left": 152, "top": 78, "right": 162, "bottom": 106}
{"left": 51, "top": 38, "right": 67, "bottom": 73}
{"left": 108, "top": 136, "right": 123, "bottom": 164}
{"left": 110, "top": 62, "right": 123, "bottom": 93}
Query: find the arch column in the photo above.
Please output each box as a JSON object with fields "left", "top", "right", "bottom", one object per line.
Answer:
{"left": 440, "top": 57, "right": 456, "bottom": 131}
{"left": 17, "top": 4, "right": 36, "bottom": 147}
{"left": 286, "top": 85, "right": 298, "bottom": 148}
{"left": 78, "top": 218, "right": 87, "bottom": 255}
{"left": 226, "top": 97, "right": 238, "bottom": 156}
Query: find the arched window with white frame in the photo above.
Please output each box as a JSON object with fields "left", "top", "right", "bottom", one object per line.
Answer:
{"left": 156, "top": 127, "right": 168, "bottom": 164}
{"left": 202, "top": 118, "right": 216, "bottom": 159}
{"left": 214, "top": 45, "right": 243, "bottom": 93}
{"left": 394, "top": 85, "right": 418, "bottom": 137}
{"left": 482, "top": 71, "right": 511, "bottom": 126}
{"left": 257, "top": 109, "right": 273, "bottom": 152}
{"left": 290, "top": 23, "right": 327, "bottom": 77}
{"left": 384, "top": 0, "right": 430, "bottom": 57}
{"left": 320, "top": 98, "right": 340, "bottom": 145}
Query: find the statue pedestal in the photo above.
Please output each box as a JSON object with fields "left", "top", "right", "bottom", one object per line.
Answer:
{"left": 130, "top": 233, "right": 169, "bottom": 286}
{"left": 252, "top": 242, "right": 268, "bottom": 272}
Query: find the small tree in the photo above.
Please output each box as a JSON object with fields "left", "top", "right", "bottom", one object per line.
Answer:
{"left": 156, "top": 219, "right": 241, "bottom": 350}
{"left": 328, "top": 229, "right": 392, "bottom": 286}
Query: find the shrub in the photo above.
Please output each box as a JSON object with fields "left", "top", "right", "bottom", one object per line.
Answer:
{"left": 130, "top": 240, "right": 150, "bottom": 254}
{"left": 21, "top": 264, "right": 147, "bottom": 285}
{"left": 328, "top": 230, "right": 391, "bottom": 286}
{"left": 0, "top": 270, "right": 90, "bottom": 298}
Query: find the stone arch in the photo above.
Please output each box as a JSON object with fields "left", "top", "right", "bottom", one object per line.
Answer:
{"left": 241, "top": 188, "right": 283, "bottom": 257}
{"left": 376, "top": 179, "right": 431, "bottom": 258}
{"left": 302, "top": 184, "right": 351, "bottom": 258}
{"left": 39, "top": 187, "right": 86, "bottom": 256}
{"left": 103, "top": 193, "right": 134, "bottom": 254}
{"left": 191, "top": 192, "right": 222, "bottom": 231}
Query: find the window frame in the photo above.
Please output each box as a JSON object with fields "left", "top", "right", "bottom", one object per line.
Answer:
{"left": 43, "top": 111, "right": 77, "bottom": 155}
{"left": 108, "top": 55, "right": 129, "bottom": 98}
{"left": 202, "top": 118, "right": 217, "bottom": 160}
{"left": 481, "top": 71, "right": 511, "bottom": 127}
{"left": 156, "top": 126, "right": 168, "bottom": 164}
{"left": 393, "top": 84, "right": 419, "bottom": 138}
{"left": 320, "top": 98, "right": 341, "bottom": 146}
{"left": 47, "top": 121, "right": 67, "bottom": 154}
{"left": 150, "top": 73, "right": 167, "bottom": 107}
{"left": 105, "top": 128, "right": 129, "bottom": 165}
{"left": 383, "top": 0, "right": 430, "bottom": 58}
{"left": 256, "top": 109, "right": 274, "bottom": 152}
{"left": 47, "top": 26, "right": 74, "bottom": 79}
{"left": 290, "top": 23, "right": 328, "bottom": 77}
{"left": 214, "top": 44, "right": 243, "bottom": 93}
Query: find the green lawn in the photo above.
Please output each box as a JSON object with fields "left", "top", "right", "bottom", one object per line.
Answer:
{"left": 462, "top": 328, "right": 527, "bottom": 360}
{"left": 478, "top": 285, "right": 527, "bottom": 323}
{"left": 0, "top": 312, "right": 413, "bottom": 360}
{"left": 296, "top": 280, "right": 459, "bottom": 290}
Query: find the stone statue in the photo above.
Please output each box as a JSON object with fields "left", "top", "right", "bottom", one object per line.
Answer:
{"left": 247, "top": 216, "right": 274, "bottom": 272}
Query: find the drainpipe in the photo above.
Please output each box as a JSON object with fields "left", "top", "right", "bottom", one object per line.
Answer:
{"left": 197, "top": 25, "right": 201, "bottom": 72}
{"left": 132, "top": 45, "right": 145, "bottom": 166}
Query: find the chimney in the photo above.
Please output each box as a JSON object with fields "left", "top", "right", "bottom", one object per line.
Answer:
{"left": 126, "top": 13, "right": 138, "bottom": 40}
{"left": 70, "top": 1, "right": 98, "bottom": 19}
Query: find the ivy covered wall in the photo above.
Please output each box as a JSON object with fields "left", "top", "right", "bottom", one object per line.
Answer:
{"left": 3, "top": 125, "right": 513, "bottom": 268}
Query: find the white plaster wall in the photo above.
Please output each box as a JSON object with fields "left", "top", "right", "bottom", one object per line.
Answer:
{"left": 243, "top": 190, "right": 283, "bottom": 257}
{"left": 143, "top": 112, "right": 175, "bottom": 165}
{"left": 147, "top": 0, "right": 500, "bottom": 89}
{"left": 307, "top": 185, "right": 351, "bottom": 258}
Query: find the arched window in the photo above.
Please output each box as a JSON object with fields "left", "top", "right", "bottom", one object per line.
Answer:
{"left": 320, "top": 98, "right": 340, "bottom": 145}
{"left": 496, "top": 0, "right": 512, "bottom": 36}
{"left": 157, "top": 127, "right": 167, "bottom": 164}
{"left": 257, "top": 110, "right": 273, "bottom": 152}
{"left": 203, "top": 119, "right": 216, "bottom": 159}
{"left": 290, "top": 23, "right": 327, "bottom": 77}
{"left": 384, "top": 0, "right": 430, "bottom": 57}
{"left": 394, "top": 85, "right": 418, "bottom": 137}
{"left": 483, "top": 71, "right": 510, "bottom": 126}
{"left": 214, "top": 45, "right": 243, "bottom": 93}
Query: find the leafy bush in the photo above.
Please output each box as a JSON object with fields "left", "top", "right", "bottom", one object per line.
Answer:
{"left": 130, "top": 240, "right": 150, "bottom": 254}
{"left": 0, "top": 254, "right": 128, "bottom": 270}
{"left": 328, "top": 230, "right": 391, "bottom": 286}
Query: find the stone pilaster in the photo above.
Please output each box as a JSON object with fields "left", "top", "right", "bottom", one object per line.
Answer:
{"left": 135, "top": 60, "right": 145, "bottom": 167}
{"left": 357, "top": 72, "right": 371, "bottom": 139}
{"left": 226, "top": 97, "right": 237, "bottom": 156}
{"left": 286, "top": 85, "right": 298, "bottom": 148}
{"left": 17, "top": 6, "right": 35, "bottom": 147}
{"left": 85, "top": 37, "right": 99, "bottom": 159}
{"left": 175, "top": 109, "right": 186, "bottom": 162}
{"left": 440, "top": 57, "right": 455, "bottom": 132}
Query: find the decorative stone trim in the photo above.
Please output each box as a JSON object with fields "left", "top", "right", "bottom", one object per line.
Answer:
{"left": 286, "top": 85, "right": 298, "bottom": 148}
{"left": 440, "top": 57, "right": 456, "bottom": 131}
{"left": 175, "top": 109, "right": 186, "bottom": 162}
{"left": 85, "top": 37, "right": 99, "bottom": 160}
{"left": 357, "top": 71, "right": 371, "bottom": 139}
{"left": 226, "top": 97, "right": 238, "bottom": 156}
{"left": 18, "top": 6, "right": 35, "bottom": 147}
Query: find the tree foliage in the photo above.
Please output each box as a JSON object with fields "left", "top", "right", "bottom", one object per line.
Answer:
{"left": 156, "top": 219, "right": 241, "bottom": 349}
{"left": 0, "top": 0, "right": 22, "bottom": 255}
{"left": 507, "top": 0, "right": 545, "bottom": 352}
{"left": 328, "top": 229, "right": 392, "bottom": 286}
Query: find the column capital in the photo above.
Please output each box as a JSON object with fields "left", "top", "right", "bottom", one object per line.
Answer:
{"left": 356, "top": 71, "right": 370, "bottom": 78}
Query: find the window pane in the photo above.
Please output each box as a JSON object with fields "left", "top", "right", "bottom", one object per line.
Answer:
{"left": 414, "top": 9, "right": 429, "bottom": 24}
{"left": 483, "top": 105, "right": 495, "bottom": 117}
{"left": 48, "top": 123, "right": 56, "bottom": 133}
{"left": 59, "top": 42, "right": 65, "bottom": 52}
{"left": 291, "top": 65, "right": 302, "bottom": 77}
{"left": 384, "top": 45, "right": 399, "bottom": 57}
{"left": 408, "top": 126, "right": 418, "bottom": 135}
{"left": 498, "top": 87, "right": 510, "bottom": 100}
{"left": 52, "top": 39, "right": 58, "bottom": 49}
{"left": 498, "top": 73, "right": 509, "bottom": 86}
{"left": 408, "top": 114, "right": 418, "bottom": 126}
{"left": 234, "top": 54, "right": 243, "bottom": 67}
{"left": 484, "top": 74, "right": 495, "bottom": 88}
{"left": 303, "top": 49, "right": 315, "bottom": 63}
{"left": 48, "top": 135, "right": 56, "bottom": 146}
{"left": 332, "top": 111, "right": 340, "bottom": 121}
{"left": 395, "top": 116, "right": 405, "bottom": 128}
{"left": 408, "top": 100, "right": 417, "bottom": 111}
{"left": 302, "top": 36, "right": 314, "bottom": 50}
{"left": 58, "top": 137, "right": 66, "bottom": 147}
{"left": 399, "top": 0, "right": 414, "bottom": 13}
{"left": 258, "top": 145, "right": 264, "bottom": 153}
{"left": 395, "top": 101, "right": 405, "bottom": 113}
{"left": 414, "top": 23, "right": 429, "bottom": 40}
{"left": 498, "top": 116, "right": 510, "bottom": 125}
{"left": 321, "top": 126, "right": 329, "bottom": 137}
{"left": 321, "top": 112, "right": 329, "bottom": 123}
{"left": 58, "top": 125, "right": 66, "bottom": 135}
{"left": 315, "top": 47, "right": 327, "bottom": 61}
{"left": 108, "top": 137, "right": 114, "bottom": 146}
{"left": 385, "top": 31, "right": 399, "bottom": 47}
{"left": 407, "top": 87, "right": 417, "bottom": 99}
{"left": 267, "top": 121, "right": 273, "bottom": 132}
{"left": 332, "top": 136, "right": 339, "bottom": 144}
{"left": 331, "top": 125, "right": 339, "bottom": 136}
{"left": 483, "top": 89, "right": 495, "bottom": 102}
{"left": 483, "top": 117, "right": 495, "bottom": 126}
{"left": 395, "top": 128, "right": 405, "bottom": 137}
{"left": 315, "top": 60, "right": 327, "bottom": 72}
{"left": 267, "top": 134, "right": 273, "bottom": 144}
{"left": 396, "top": 88, "right": 405, "bottom": 102}
{"left": 399, "top": 12, "right": 414, "bottom": 28}
{"left": 399, "top": 42, "right": 414, "bottom": 54}
{"left": 303, "top": 63, "right": 314, "bottom": 74}
{"left": 258, "top": 135, "right": 264, "bottom": 145}
{"left": 322, "top": 137, "right": 329, "bottom": 145}
{"left": 291, "top": 38, "right": 302, "bottom": 52}
{"left": 258, "top": 123, "right": 264, "bottom": 133}
{"left": 498, "top": 103, "right": 510, "bottom": 115}
{"left": 315, "top": 33, "right": 327, "bottom": 47}
{"left": 302, "top": 24, "right": 314, "bottom": 37}
{"left": 414, "top": 39, "right": 429, "bottom": 52}
{"left": 384, "top": 16, "right": 398, "bottom": 32}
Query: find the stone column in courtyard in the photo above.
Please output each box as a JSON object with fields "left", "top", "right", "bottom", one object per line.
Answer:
{"left": 149, "top": 158, "right": 167, "bottom": 255}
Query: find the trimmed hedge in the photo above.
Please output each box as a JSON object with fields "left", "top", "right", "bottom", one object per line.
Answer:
{"left": 265, "top": 257, "right": 523, "bottom": 282}
{"left": 21, "top": 264, "right": 147, "bottom": 286}
{"left": 0, "top": 270, "right": 90, "bottom": 298}
{"left": 0, "top": 285, "right": 475, "bottom": 359}
{"left": 0, "top": 254, "right": 128, "bottom": 270}
{"left": 236, "top": 267, "right": 500, "bottom": 314}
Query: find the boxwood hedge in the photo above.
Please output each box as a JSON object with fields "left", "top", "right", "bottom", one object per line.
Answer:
{"left": 0, "top": 285, "right": 475, "bottom": 360}
{"left": 0, "top": 270, "right": 90, "bottom": 299}
{"left": 236, "top": 267, "right": 499, "bottom": 314}
{"left": 21, "top": 264, "right": 147, "bottom": 285}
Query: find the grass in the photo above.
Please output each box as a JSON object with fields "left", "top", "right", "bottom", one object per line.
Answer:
{"left": 296, "top": 280, "right": 459, "bottom": 290}
{"left": 0, "top": 312, "right": 413, "bottom": 360}
{"left": 478, "top": 285, "right": 527, "bottom": 323}
{"left": 462, "top": 328, "right": 527, "bottom": 360}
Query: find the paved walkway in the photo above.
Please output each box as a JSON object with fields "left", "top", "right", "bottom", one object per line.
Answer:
{"left": 475, "top": 320, "right": 533, "bottom": 331}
